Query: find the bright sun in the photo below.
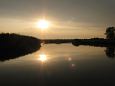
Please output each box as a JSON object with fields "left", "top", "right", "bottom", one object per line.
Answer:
{"left": 37, "top": 19, "right": 50, "bottom": 30}
{"left": 38, "top": 54, "right": 47, "bottom": 62}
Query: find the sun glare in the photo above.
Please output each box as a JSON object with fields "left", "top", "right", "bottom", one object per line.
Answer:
{"left": 38, "top": 54, "right": 47, "bottom": 62}
{"left": 37, "top": 19, "right": 50, "bottom": 30}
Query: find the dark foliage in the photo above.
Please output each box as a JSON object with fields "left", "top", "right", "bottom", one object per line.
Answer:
{"left": 42, "top": 39, "right": 73, "bottom": 44}
{"left": 0, "top": 33, "right": 41, "bottom": 62}
{"left": 105, "top": 27, "right": 115, "bottom": 40}
{"left": 72, "top": 38, "right": 115, "bottom": 47}
{"left": 72, "top": 38, "right": 115, "bottom": 58}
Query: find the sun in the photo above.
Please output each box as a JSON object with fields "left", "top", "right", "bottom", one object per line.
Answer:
{"left": 36, "top": 19, "right": 50, "bottom": 30}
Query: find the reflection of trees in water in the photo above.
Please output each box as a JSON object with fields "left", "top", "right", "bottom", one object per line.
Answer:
{"left": 0, "top": 33, "right": 41, "bottom": 62}
{"left": 72, "top": 42, "right": 115, "bottom": 58}
{"left": 104, "top": 27, "right": 115, "bottom": 58}
{"left": 0, "top": 46, "right": 41, "bottom": 62}
{"left": 105, "top": 47, "right": 115, "bottom": 58}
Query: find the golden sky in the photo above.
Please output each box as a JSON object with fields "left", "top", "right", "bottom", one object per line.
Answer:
{"left": 0, "top": 0, "right": 115, "bottom": 39}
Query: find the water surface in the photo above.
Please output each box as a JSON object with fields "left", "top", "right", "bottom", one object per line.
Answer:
{"left": 0, "top": 44, "right": 115, "bottom": 86}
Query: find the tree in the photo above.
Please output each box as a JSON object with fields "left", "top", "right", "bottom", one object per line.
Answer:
{"left": 105, "top": 27, "right": 115, "bottom": 40}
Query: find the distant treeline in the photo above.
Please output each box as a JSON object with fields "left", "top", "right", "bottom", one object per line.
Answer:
{"left": 42, "top": 39, "right": 74, "bottom": 44}
{"left": 0, "top": 33, "right": 41, "bottom": 61}
{"left": 0, "top": 26, "right": 115, "bottom": 61}
{"left": 72, "top": 38, "right": 115, "bottom": 47}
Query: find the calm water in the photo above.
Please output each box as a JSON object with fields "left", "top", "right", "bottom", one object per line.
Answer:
{"left": 0, "top": 44, "right": 115, "bottom": 86}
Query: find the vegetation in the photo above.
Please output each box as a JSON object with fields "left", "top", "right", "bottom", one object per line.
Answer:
{"left": 105, "top": 27, "right": 115, "bottom": 40}
{"left": 72, "top": 27, "right": 115, "bottom": 47}
{"left": 71, "top": 27, "right": 115, "bottom": 58}
{"left": 0, "top": 33, "right": 41, "bottom": 61}
{"left": 42, "top": 39, "right": 73, "bottom": 44}
{"left": 72, "top": 38, "right": 115, "bottom": 47}
{"left": 0, "top": 27, "right": 115, "bottom": 61}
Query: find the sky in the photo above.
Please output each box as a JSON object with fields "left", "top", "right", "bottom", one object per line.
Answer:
{"left": 0, "top": 0, "right": 115, "bottom": 39}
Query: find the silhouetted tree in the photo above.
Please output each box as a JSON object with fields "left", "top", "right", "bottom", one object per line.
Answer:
{"left": 0, "top": 33, "right": 41, "bottom": 61}
{"left": 105, "top": 27, "right": 115, "bottom": 40}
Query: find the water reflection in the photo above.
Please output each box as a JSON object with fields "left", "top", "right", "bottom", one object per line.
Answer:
{"left": 0, "top": 43, "right": 115, "bottom": 86}
{"left": 72, "top": 43, "right": 115, "bottom": 58}
{"left": 38, "top": 53, "right": 47, "bottom": 62}
{"left": 105, "top": 47, "right": 115, "bottom": 58}
{"left": 0, "top": 43, "right": 41, "bottom": 62}
{"left": 68, "top": 57, "right": 72, "bottom": 61}
{"left": 0, "top": 43, "right": 115, "bottom": 62}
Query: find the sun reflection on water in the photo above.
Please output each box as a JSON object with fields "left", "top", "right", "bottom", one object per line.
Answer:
{"left": 38, "top": 54, "right": 47, "bottom": 62}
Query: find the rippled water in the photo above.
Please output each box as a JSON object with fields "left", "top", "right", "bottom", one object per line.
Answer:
{"left": 0, "top": 44, "right": 115, "bottom": 86}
